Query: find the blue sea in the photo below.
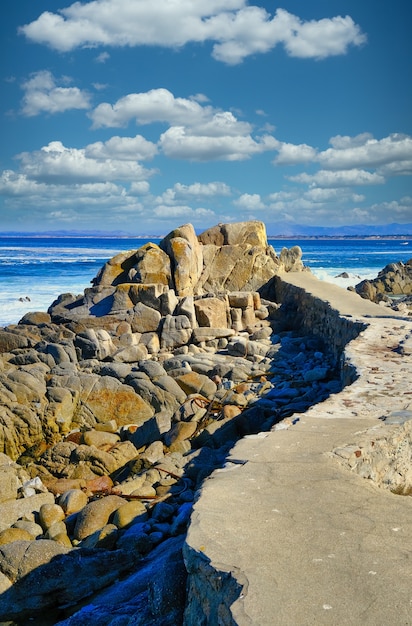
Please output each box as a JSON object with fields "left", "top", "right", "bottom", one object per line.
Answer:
{"left": 0, "top": 235, "right": 411, "bottom": 327}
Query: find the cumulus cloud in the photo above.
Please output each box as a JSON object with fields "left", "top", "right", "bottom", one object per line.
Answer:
{"left": 90, "top": 88, "right": 216, "bottom": 128}
{"left": 159, "top": 181, "right": 231, "bottom": 204}
{"left": 85, "top": 135, "right": 158, "bottom": 161}
{"left": 152, "top": 204, "right": 215, "bottom": 220}
{"left": 318, "top": 133, "right": 412, "bottom": 170}
{"left": 273, "top": 141, "right": 317, "bottom": 165}
{"left": 20, "top": 1, "right": 365, "bottom": 64}
{"left": 17, "top": 140, "right": 154, "bottom": 183}
{"left": 288, "top": 169, "right": 385, "bottom": 188}
{"left": 20, "top": 70, "right": 91, "bottom": 117}
{"left": 233, "top": 193, "right": 265, "bottom": 210}
{"left": 159, "top": 126, "right": 276, "bottom": 161}
{"left": 88, "top": 88, "right": 281, "bottom": 161}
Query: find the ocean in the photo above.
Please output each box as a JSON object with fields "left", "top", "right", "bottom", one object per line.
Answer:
{"left": 0, "top": 235, "right": 411, "bottom": 327}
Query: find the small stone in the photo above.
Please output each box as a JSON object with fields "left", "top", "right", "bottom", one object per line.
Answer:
{"left": 0, "top": 527, "right": 34, "bottom": 545}
{"left": 112, "top": 500, "right": 148, "bottom": 528}
{"left": 82, "top": 430, "right": 120, "bottom": 448}
{"left": 59, "top": 489, "right": 89, "bottom": 515}
{"left": 39, "top": 503, "right": 65, "bottom": 531}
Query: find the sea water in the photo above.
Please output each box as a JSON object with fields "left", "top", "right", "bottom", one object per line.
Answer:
{"left": 0, "top": 236, "right": 410, "bottom": 327}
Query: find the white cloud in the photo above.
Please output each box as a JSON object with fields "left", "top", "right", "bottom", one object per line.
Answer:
{"left": 95, "top": 51, "right": 110, "bottom": 63}
{"left": 85, "top": 135, "right": 158, "bottom": 161}
{"left": 130, "top": 181, "right": 150, "bottom": 195}
{"left": 281, "top": 11, "right": 366, "bottom": 60}
{"left": 20, "top": 70, "right": 91, "bottom": 117}
{"left": 273, "top": 141, "right": 317, "bottom": 165}
{"left": 289, "top": 169, "right": 385, "bottom": 188}
{"left": 159, "top": 126, "right": 275, "bottom": 161}
{"left": 90, "top": 88, "right": 215, "bottom": 128}
{"left": 17, "top": 140, "right": 154, "bottom": 183}
{"left": 152, "top": 204, "right": 215, "bottom": 220}
{"left": 159, "top": 181, "right": 231, "bottom": 204}
{"left": 234, "top": 193, "right": 265, "bottom": 210}
{"left": 318, "top": 133, "right": 412, "bottom": 170}
{"left": 20, "top": 1, "right": 365, "bottom": 64}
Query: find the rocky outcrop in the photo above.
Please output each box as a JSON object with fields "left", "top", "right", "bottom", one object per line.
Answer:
{"left": 0, "top": 221, "right": 317, "bottom": 622}
{"left": 50, "top": 221, "right": 305, "bottom": 324}
{"left": 352, "top": 258, "right": 412, "bottom": 312}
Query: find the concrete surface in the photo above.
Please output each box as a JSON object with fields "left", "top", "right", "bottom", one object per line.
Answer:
{"left": 185, "top": 275, "right": 412, "bottom": 625}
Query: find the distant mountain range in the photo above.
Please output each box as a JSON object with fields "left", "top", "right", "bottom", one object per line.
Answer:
{"left": 264, "top": 222, "right": 412, "bottom": 238}
{"left": 1, "top": 223, "right": 412, "bottom": 238}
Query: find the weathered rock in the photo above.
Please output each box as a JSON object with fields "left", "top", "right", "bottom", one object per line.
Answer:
{"left": 160, "top": 314, "right": 192, "bottom": 350}
{"left": 131, "top": 302, "right": 162, "bottom": 333}
{"left": 0, "top": 492, "right": 55, "bottom": 528}
{"left": 198, "top": 221, "right": 268, "bottom": 248}
{"left": 38, "top": 503, "right": 65, "bottom": 531}
{"left": 194, "top": 296, "right": 229, "bottom": 328}
{"left": 59, "top": 489, "right": 89, "bottom": 515}
{"left": 0, "top": 330, "right": 29, "bottom": 353}
{"left": 80, "top": 375, "right": 155, "bottom": 427}
{"left": 353, "top": 258, "right": 412, "bottom": 304}
{"left": 0, "top": 541, "right": 136, "bottom": 621}
{"left": 130, "top": 242, "right": 172, "bottom": 286}
{"left": 112, "top": 500, "right": 148, "bottom": 528}
{"left": 0, "top": 527, "right": 34, "bottom": 545}
{"left": 175, "top": 371, "right": 217, "bottom": 400}
{"left": 160, "top": 223, "right": 204, "bottom": 297}
{"left": 73, "top": 495, "right": 126, "bottom": 540}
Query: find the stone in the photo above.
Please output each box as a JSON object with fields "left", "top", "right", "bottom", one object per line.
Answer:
{"left": 0, "top": 541, "right": 136, "bottom": 621}
{"left": 175, "top": 371, "right": 217, "bottom": 400}
{"left": 131, "top": 302, "right": 162, "bottom": 333}
{"left": 164, "top": 421, "right": 198, "bottom": 447}
{"left": 0, "top": 330, "right": 29, "bottom": 353}
{"left": 12, "top": 520, "right": 43, "bottom": 539}
{"left": 160, "top": 223, "right": 203, "bottom": 296}
{"left": 82, "top": 430, "right": 120, "bottom": 448}
{"left": 0, "top": 492, "right": 55, "bottom": 528}
{"left": 194, "top": 297, "right": 228, "bottom": 328}
{"left": 80, "top": 375, "right": 155, "bottom": 427}
{"left": 79, "top": 523, "right": 118, "bottom": 549}
{"left": 112, "top": 501, "right": 148, "bottom": 528}
{"left": 160, "top": 314, "right": 192, "bottom": 350}
{"left": 0, "top": 528, "right": 34, "bottom": 545}
{"left": 38, "top": 503, "right": 65, "bottom": 531}
{"left": 73, "top": 494, "right": 126, "bottom": 540}
{"left": 129, "top": 242, "right": 172, "bottom": 286}
{"left": 0, "top": 466, "right": 19, "bottom": 503}
{"left": 58, "top": 489, "right": 89, "bottom": 515}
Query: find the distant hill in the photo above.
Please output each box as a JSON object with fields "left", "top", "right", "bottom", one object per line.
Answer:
{"left": 264, "top": 222, "right": 412, "bottom": 238}
{"left": 0, "top": 223, "right": 411, "bottom": 239}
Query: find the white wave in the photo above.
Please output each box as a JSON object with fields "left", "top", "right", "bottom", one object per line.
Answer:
{"left": 311, "top": 268, "right": 377, "bottom": 288}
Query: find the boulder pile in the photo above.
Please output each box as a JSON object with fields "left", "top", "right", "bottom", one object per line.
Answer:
{"left": 351, "top": 258, "right": 412, "bottom": 313}
{"left": 0, "top": 221, "right": 340, "bottom": 623}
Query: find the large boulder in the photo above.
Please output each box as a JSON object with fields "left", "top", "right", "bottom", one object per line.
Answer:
{"left": 160, "top": 223, "right": 204, "bottom": 297}
{"left": 354, "top": 258, "right": 412, "bottom": 303}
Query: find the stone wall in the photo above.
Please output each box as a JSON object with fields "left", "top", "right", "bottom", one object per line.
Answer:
{"left": 182, "top": 273, "right": 370, "bottom": 626}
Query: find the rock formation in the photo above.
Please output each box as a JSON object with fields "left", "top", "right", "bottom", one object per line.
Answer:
{"left": 0, "top": 221, "right": 318, "bottom": 621}
{"left": 351, "top": 258, "right": 412, "bottom": 313}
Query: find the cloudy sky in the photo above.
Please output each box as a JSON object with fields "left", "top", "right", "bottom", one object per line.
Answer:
{"left": 1, "top": 0, "right": 411, "bottom": 235}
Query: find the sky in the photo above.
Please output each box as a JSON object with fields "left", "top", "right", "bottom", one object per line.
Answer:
{"left": 1, "top": 0, "right": 412, "bottom": 236}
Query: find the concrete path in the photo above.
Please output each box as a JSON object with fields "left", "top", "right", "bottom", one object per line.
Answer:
{"left": 185, "top": 278, "right": 412, "bottom": 625}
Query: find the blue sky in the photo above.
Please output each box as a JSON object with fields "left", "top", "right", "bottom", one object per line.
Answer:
{"left": 1, "top": 0, "right": 411, "bottom": 235}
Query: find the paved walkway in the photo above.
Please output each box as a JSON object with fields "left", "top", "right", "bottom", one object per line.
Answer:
{"left": 186, "top": 277, "right": 412, "bottom": 625}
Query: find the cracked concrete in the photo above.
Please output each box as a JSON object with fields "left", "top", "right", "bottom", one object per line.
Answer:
{"left": 184, "top": 273, "right": 412, "bottom": 625}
